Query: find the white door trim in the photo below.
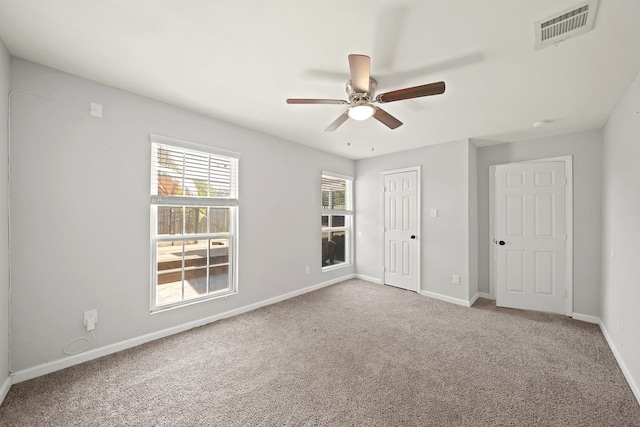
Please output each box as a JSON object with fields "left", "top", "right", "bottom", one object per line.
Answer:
{"left": 489, "top": 156, "right": 573, "bottom": 315}
{"left": 380, "top": 166, "right": 421, "bottom": 292}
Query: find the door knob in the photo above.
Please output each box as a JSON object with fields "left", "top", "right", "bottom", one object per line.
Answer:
{"left": 499, "top": 240, "right": 505, "bottom": 245}
{"left": 410, "top": 235, "right": 416, "bottom": 239}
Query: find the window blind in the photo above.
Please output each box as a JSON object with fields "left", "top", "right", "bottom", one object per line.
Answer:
{"left": 321, "top": 174, "right": 352, "bottom": 213}
{"left": 151, "top": 137, "right": 239, "bottom": 206}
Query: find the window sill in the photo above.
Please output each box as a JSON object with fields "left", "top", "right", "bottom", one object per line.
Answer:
{"left": 321, "top": 263, "right": 351, "bottom": 273}
{"left": 150, "top": 289, "right": 238, "bottom": 314}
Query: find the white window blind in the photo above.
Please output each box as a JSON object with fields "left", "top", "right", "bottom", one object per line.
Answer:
{"left": 151, "top": 135, "right": 239, "bottom": 206}
{"left": 321, "top": 174, "right": 352, "bottom": 214}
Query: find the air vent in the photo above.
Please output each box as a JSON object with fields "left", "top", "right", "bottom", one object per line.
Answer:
{"left": 534, "top": 0, "right": 599, "bottom": 50}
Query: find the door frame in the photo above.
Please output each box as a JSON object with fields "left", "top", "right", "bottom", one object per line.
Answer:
{"left": 380, "top": 166, "right": 421, "bottom": 292}
{"left": 489, "top": 156, "right": 573, "bottom": 315}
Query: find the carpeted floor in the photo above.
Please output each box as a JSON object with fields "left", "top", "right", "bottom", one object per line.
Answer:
{"left": 1, "top": 279, "right": 639, "bottom": 426}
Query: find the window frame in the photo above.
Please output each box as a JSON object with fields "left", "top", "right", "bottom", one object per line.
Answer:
{"left": 321, "top": 171, "right": 353, "bottom": 271}
{"left": 150, "top": 134, "right": 240, "bottom": 313}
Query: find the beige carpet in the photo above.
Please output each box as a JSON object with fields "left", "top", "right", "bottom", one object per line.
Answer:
{"left": 1, "top": 279, "right": 639, "bottom": 426}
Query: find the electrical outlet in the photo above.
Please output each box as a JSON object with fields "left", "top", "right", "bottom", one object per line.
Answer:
{"left": 84, "top": 309, "right": 98, "bottom": 331}
{"left": 305, "top": 266, "right": 310, "bottom": 275}
{"left": 452, "top": 275, "right": 460, "bottom": 285}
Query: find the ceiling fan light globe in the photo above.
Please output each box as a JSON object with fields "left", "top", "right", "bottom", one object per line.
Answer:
{"left": 348, "top": 104, "right": 374, "bottom": 121}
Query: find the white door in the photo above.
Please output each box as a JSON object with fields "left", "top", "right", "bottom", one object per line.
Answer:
{"left": 495, "top": 162, "right": 567, "bottom": 314}
{"left": 384, "top": 170, "right": 419, "bottom": 292}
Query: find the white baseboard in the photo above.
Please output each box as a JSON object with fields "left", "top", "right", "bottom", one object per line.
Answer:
{"left": 469, "top": 293, "right": 480, "bottom": 306}
{"left": 571, "top": 312, "right": 600, "bottom": 324}
{"left": 11, "top": 275, "right": 353, "bottom": 384}
{"left": 478, "top": 292, "right": 492, "bottom": 300}
{"left": 354, "top": 274, "right": 382, "bottom": 284}
{"left": 599, "top": 320, "right": 640, "bottom": 406}
{"left": 420, "top": 290, "right": 474, "bottom": 307}
{"left": 0, "top": 375, "right": 11, "bottom": 406}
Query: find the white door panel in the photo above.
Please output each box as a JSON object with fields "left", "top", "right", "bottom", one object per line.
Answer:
{"left": 384, "top": 170, "right": 419, "bottom": 292}
{"left": 496, "top": 162, "right": 566, "bottom": 314}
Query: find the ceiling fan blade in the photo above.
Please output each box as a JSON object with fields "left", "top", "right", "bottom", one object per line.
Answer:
{"left": 348, "top": 54, "right": 371, "bottom": 93}
{"left": 286, "top": 98, "right": 348, "bottom": 105}
{"left": 373, "top": 107, "right": 403, "bottom": 129}
{"left": 324, "top": 111, "right": 350, "bottom": 132}
{"left": 376, "top": 81, "right": 445, "bottom": 103}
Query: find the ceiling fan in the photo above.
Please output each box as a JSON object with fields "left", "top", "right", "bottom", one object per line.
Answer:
{"left": 286, "top": 54, "right": 446, "bottom": 132}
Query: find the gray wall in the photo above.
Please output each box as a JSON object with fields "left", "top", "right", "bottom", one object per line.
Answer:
{"left": 8, "top": 58, "right": 354, "bottom": 372}
{"left": 355, "top": 139, "right": 474, "bottom": 302}
{"left": 601, "top": 70, "right": 640, "bottom": 396}
{"left": 476, "top": 129, "right": 603, "bottom": 316}
{"left": 0, "top": 39, "right": 10, "bottom": 391}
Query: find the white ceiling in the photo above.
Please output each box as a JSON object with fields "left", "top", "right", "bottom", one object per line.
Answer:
{"left": 1, "top": 0, "right": 639, "bottom": 159}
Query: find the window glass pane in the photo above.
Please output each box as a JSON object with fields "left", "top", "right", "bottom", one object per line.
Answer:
{"left": 184, "top": 268, "right": 207, "bottom": 300}
{"left": 157, "top": 206, "right": 183, "bottom": 235}
{"left": 209, "top": 265, "right": 230, "bottom": 292}
{"left": 322, "top": 231, "right": 347, "bottom": 267}
{"left": 209, "top": 238, "right": 230, "bottom": 265}
{"left": 321, "top": 231, "right": 347, "bottom": 267}
{"left": 321, "top": 215, "right": 329, "bottom": 227}
{"left": 156, "top": 240, "right": 183, "bottom": 306}
{"left": 184, "top": 207, "right": 207, "bottom": 235}
{"left": 321, "top": 232, "right": 330, "bottom": 266}
{"left": 157, "top": 241, "right": 183, "bottom": 271}
{"left": 157, "top": 272, "right": 182, "bottom": 306}
{"left": 330, "top": 231, "right": 347, "bottom": 264}
{"left": 209, "top": 208, "right": 230, "bottom": 233}
{"left": 183, "top": 239, "right": 208, "bottom": 267}
{"left": 331, "top": 215, "right": 345, "bottom": 227}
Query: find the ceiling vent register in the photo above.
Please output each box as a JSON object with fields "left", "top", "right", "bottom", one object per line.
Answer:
{"left": 534, "top": 0, "right": 599, "bottom": 50}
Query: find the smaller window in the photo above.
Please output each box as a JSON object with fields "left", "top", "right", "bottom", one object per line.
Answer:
{"left": 321, "top": 173, "right": 353, "bottom": 270}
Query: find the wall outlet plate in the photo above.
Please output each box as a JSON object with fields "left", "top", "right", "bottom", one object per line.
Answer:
{"left": 84, "top": 309, "right": 98, "bottom": 331}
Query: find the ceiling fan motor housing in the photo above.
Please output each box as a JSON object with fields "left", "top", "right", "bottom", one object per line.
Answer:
{"left": 346, "top": 78, "right": 377, "bottom": 104}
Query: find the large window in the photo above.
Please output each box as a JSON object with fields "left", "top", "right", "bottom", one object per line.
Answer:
{"left": 321, "top": 172, "right": 353, "bottom": 270}
{"left": 150, "top": 135, "right": 239, "bottom": 311}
